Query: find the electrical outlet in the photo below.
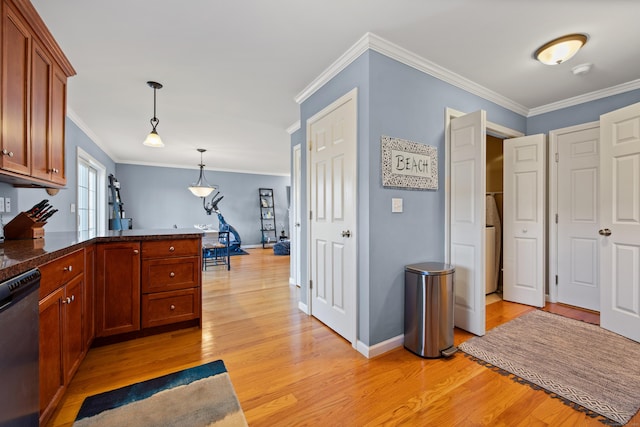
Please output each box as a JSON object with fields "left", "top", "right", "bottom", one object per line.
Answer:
{"left": 4, "top": 197, "right": 10, "bottom": 213}
{"left": 0, "top": 198, "right": 4, "bottom": 213}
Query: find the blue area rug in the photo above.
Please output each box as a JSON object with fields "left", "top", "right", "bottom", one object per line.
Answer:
{"left": 74, "top": 360, "right": 247, "bottom": 426}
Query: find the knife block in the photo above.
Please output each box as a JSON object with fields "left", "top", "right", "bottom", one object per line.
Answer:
{"left": 4, "top": 212, "right": 45, "bottom": 239}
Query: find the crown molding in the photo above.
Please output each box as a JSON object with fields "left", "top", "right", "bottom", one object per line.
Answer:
{"left": 67, "top": 108, "right": 119, "bottom": 162}
{"left": 527, "top": 78, "right": 640, "bottom": 117}
{"left": 286, "top": 121, "right": 301, "bottom": 134}
{"left": 295, "top": 32, "right": 529, "bottom": 116}
{"left": 294, "top": 33, "right": 370, "bottom": 104}
{"left": 115, "top": 159, "right": 290, "bottom": 177}
{"left": 295, "top": 32, "right": 640, "bottom": 119}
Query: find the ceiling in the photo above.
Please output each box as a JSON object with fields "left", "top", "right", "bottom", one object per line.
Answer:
{"left": 31, "top": 0, "right": 640, "bottom": 176}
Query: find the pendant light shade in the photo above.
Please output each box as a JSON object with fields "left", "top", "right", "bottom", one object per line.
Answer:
{"left": 188, "top": 148, "right": 215, "bottom": 197}
{"left": 534, "top": 34, "right": 587, "bottom": 65}
{"left": 143, "top": 81, "right": 164, "bottom": 147}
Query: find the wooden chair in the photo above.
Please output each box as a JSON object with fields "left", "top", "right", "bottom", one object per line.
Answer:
{"left": 202, "top": 231, "right": 230, "bottom": 271}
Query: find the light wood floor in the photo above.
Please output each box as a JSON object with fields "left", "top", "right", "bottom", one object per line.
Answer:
{"left": 46, "top": 249, "right": 638, "bottom": 426}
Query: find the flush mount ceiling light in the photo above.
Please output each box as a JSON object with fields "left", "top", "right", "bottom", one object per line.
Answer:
{"left": 534, "top": 33, "right": 588, "bottom": 65}
{"left": 188, "top": 148, "right": 216, "bottom": 197}
{"left": 143, "top": 81, "right": 164, "bottom": 147}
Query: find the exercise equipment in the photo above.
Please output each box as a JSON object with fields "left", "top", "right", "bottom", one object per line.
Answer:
{"left": 203, "top": 192, "right": 243, "bottom": 254}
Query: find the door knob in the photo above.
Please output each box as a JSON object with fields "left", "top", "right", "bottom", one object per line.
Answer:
{"left": 598, "top": 228, "right": 612, "bottom": 236}
{"left": 342, "top": 230, "right": 351, "bottom": 238}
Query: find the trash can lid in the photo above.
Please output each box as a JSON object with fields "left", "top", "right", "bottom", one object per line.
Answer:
{"left": 405, "top": 262, "right": 455, "bottom": 276}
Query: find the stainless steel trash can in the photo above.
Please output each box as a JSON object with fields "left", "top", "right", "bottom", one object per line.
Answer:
{"left": 404, "top": 262, "right": 457, "bottom": 358}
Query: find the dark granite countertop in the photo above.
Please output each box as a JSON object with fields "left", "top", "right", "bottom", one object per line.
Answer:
{"left": 0, "top": 229, "right": 203, "bottom": 281}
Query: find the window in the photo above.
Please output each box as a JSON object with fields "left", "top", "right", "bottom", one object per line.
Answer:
{"left": 77, "top": 148, "right": 106, "bottom": 235}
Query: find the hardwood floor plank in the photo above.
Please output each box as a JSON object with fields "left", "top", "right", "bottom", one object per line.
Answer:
{"left": 45, "top": 248, "right": 638, "bottom": 427}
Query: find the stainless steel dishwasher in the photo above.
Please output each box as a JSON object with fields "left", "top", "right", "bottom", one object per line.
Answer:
{"left": 0, "top": 268, "right": 41, "bottom": 427}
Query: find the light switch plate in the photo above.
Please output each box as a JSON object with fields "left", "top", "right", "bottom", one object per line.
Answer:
{"left": 4, "top": 197, "right": 10, "bottom": 213}
{"left": 392, "top": 198, "right": 403, "bottom": 213}
{"left": 0, "top": 198, "right": 4, "bottom": 213}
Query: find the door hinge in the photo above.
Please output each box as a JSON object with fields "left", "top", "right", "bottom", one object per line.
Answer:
{"left": 308, "top": 140, "right": 313, "bottom": 151}
{"left": 555, "top": 152, "right": 559, "bottom": 162}
{"left": 555, "top": 275, "right": 558, "bottom": 285}
{"left": 309, "top": 279, "right": 313, "bottom": 289}
{"left": 309, "top": 210, "right": 313, "bottom": 220}
{"left": 555, "top": 213, "right": 558, "bottom": 224}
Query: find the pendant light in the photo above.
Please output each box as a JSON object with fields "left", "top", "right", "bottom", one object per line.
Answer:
{"left": 143, "top": 81, "right": 164, "bottom": 147}
{"left": 534, "top": 34, "right": 588, "bottom": 65}
{"left": 188, "top": 148, "right": 215, "bottom": 197}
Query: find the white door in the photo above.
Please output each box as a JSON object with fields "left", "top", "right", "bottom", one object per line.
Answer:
{"left": 600, "top": 102, "right": 640, "bottom": 343}
{"left": 503, "top": 135, "right": 546, "bottom": 307}
{"left": 307, "top": 88, "right": 357, "bottom": 344}
{"left": 450, "top": 110, "right": 486, "bottom": 336}
{"left": 291, "top": 144, "right": 302, "bottom": 287}
{"left": 556, "top": 125, "right": 600, "bottom": 311}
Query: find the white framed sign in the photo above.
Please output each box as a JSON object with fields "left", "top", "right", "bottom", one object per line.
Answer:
{"left": 381, "top": 136, "right": 438, "bottom": 190}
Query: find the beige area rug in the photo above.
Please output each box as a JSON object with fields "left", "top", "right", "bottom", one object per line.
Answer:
{"left": 459, "top": 310, "right": 640, "bottom": 426}
{"left": 74, "top": 360, "right": 247, "bottom": 427}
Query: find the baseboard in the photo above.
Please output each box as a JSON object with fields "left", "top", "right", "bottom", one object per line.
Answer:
{"left": 298, "top": 301, "right": 309, "bottom": 314}
{"left": 356, "top": 334, "right": 404, "bottom": 359}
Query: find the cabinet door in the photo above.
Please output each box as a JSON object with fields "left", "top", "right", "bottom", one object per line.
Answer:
{"left": 49, "top": 65, "right": 67, "bottom": 185}
{"left": 84, "top": 245, "right": 95, "bottom": 349}
{"left": 30, "top": 39, "right": 52, "bottom": 181}
{"left": 96, "top": 242, "right": 141, "bottom": 337}
{"left": 64, "top": 275, "right": 84, "bottom": 383}
{"left": 39, "top": 287, "right": 64, "bottom": 421}
{"left": 1, "top": 5, "right": 31, "bottom": 175}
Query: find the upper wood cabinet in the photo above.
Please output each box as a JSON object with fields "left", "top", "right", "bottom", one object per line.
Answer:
{"left": 0, "top": 0, "right": 74, "bottom": 187}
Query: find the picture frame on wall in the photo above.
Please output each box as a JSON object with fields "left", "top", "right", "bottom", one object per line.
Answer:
{"left": 381, "top": 135, "right": 438, "bottom": 190}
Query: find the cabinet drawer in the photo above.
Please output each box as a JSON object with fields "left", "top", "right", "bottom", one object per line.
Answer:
{"left": 39, "top": 249, "right": 84, "bottom": 299}
{"left": 141, "top": 257, "right": 200, "bottom": 293}
{"left": 141, "top": 239, "right": 200, "bottom": 259}
{"left": 141, "top": 288, "right": 200, "bottom": 328}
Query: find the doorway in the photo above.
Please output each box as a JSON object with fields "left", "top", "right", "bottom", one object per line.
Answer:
{"left": 548, "top": 122, "right": 601, "bottom": 312}
{"left": 445, "top": 109, "right": 544, "bottom": 335}
{"left": 485, "top": 134, "right": 504, "bottom": 305}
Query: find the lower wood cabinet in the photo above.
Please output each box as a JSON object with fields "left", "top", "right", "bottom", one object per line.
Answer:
{"left": 39, "top": 236, "right": 201, "bottom": 425}
{"left": 38, "top": 249, "right": 86, "bottom": 425}
{"left": 96, "top": 241, "right": 141, "bottom": 337}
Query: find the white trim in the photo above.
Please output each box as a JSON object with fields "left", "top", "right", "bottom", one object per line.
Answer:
{"left": 76, "top": 147, "right": 107, "bottom": 234}
{"left": 306, "top": 87, "right": 359, "bottom": 349}
{"left": 547, "top": 121, "right": 600, "bottom": 304}
{"left": 286, "top": 121, "right": 301, "bottom": 134}
{"left": 115, "top": 160, "right": 291, "bottom": 178}
{"left": 298, "top": 301, "right": 309, "bottom": 315}
{"left": 67, "top": 108, "right": 118, "bottom": 162}
{"left": 443, "top": 108, "right": 523, "bottom": 263}
{"left": 295, "top": 33, "right": 528, "bottom": 115}
{"left": 356, "top": 335, "right": 404, "bottom": 359}
{"left": 529, "top": 79, "right": 640, "bottom": 117}
{"left": 295, "top": 33, "right": 640, "bottom": 119}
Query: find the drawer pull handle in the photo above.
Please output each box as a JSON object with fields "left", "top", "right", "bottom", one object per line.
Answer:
{"left": 170, "top": 304, "right": 176, "bottom": 310}
{"left": 169, "top": 246, "right": 175, "bottom": 252}
{"left": 170, "top": 272, "right": 175, "bottom": 277}
{"left": 62, "top": 297, "right": 71, "bottom": 304}
{"left": 133, "top": 249, "right": 139, "bottom": 255}
{"left": 63, "top": 265, "right": 73, "bottom": 272}
{"left": 2, "top": 149, "right": 14, "bottom": 157}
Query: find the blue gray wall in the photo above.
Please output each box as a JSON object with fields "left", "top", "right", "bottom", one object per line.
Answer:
{"left": 298, "top": 50, "right": 529, "bottom": 347}
{"left": 115, "top": 163, "right": 289, "bottom": 246}
{"left": 6, "top": 118, "right": 117, "bottom": 232}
